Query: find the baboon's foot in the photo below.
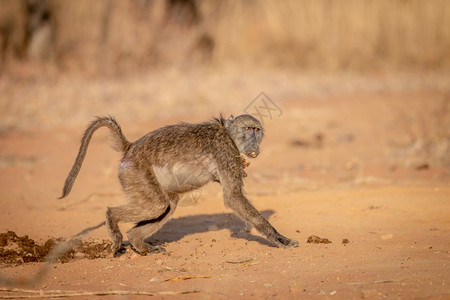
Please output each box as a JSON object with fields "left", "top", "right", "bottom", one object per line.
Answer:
{"left": 274, "top": 234, "right": 299, "bottom": 249}
{"left": 130, "top": 241, "right": 166, "bottom": 256}
{"left": 112, "top": 245, "right": 127, "bottom": 257}
{"left": 109, "top": 232, "right": 124, "bottom": 255}
{"left": 132, "top": 243, "right": 166, "bottom": 256}
{"left": 282, "top": 238, "right": 299, "bottom": 248}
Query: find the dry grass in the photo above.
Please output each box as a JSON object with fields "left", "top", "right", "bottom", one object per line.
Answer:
{"left": 208, "top": 0, "right": 450, "bottom": 71}
{"left": 1, "top": 0, "right": 449, "bottom": 74}
{"left": 388, "top": 96, "right": 450, "bottom": 168}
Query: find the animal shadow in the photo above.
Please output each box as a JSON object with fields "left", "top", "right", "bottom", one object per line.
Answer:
{"left": 148, "top": 210, "right": 276, "bottom": 247}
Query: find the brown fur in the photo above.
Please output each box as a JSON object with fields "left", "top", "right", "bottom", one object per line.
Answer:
{"left": 60, "top": 115, "right": 298, "bottom": 255}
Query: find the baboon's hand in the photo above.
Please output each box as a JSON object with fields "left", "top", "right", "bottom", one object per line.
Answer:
{"left": 275, "top": 234, "right": 299, "bottom": 248}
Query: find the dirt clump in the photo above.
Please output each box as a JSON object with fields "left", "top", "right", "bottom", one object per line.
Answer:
{"left": 69, "top": 239, "right": 112, "bottom": 261}
{"left": 307, "top": 235, "right": 332, "bottom": 244}
{"left": 0, "top": 231, "right": 55, "bottom": 264}
{"left": 0, "top": 231, "right": 111, "bottom": 265}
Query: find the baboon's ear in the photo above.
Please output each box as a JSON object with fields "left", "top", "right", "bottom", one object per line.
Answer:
{"left": 228, "top": 115, "right": 235, "bottom": 122}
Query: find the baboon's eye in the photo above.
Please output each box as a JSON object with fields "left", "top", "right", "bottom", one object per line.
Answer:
{"left": 245, "top": 127, "right": 251, "bottom": 131}
{"left": 253, "top": 127, "right": 260, "bottom": 132}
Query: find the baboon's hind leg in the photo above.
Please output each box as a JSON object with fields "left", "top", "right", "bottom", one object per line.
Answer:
{"left": 106, "top": 200, "right": 174, "bottom": 255}
{"left": 126, "top": 199, "right": 177, "bottom": 255}
{"left": 107, "top": 165, "right": 176, "bottom": 255}
{"left": 106, "top": 204, "right": 162, "bottom": 254}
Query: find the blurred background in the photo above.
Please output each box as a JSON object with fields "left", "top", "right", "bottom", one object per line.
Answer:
{"left": 2, "top": 0, "right": 450, "bottom": 74}
{"left": 0, "top": 0, "right": 449, "bottom": 175}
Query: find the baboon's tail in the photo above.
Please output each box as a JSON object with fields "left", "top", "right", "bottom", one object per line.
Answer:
{"left": 59, "top": 116, "right": 131, "bottom": 199}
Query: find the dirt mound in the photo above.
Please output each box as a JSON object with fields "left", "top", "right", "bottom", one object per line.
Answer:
{"left": 0, "top": 231, "right": 111, "bottom": 265}
{"left": 306, "top": 235, "right": 332, "bottom": 244}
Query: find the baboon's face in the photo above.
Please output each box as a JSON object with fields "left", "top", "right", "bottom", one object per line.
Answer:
{"left": 225, "top": 115, "right": 264, "bottom": 158}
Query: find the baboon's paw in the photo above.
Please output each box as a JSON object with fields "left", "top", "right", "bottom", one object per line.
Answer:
{"left": 131, "top": 243, "right": 166, "bottom": 256}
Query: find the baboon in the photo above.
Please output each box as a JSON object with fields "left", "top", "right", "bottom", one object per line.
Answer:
{"left": 60, "top": 115, "right": 298, "bottom": 255}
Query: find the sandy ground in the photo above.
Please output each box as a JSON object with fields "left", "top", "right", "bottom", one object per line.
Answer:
{"left": 0, "top": 72, "right": 449, "bottom": 299}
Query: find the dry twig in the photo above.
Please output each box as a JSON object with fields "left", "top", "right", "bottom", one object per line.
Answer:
{"left": 164, "top": 275, "right": 213, "bottom": 282}
{"left": 0, "top": 287, "right": 199, "bottom": 298}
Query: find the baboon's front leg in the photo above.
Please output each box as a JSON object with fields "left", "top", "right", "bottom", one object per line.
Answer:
{"left": 225, "top": 192, "right": 298, "bottom": 248}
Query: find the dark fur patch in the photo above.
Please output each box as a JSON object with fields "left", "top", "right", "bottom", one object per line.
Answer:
{"left": 134, "top": 206, "right": 171, "bottom": 228}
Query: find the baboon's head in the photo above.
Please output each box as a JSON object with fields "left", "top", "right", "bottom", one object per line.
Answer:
{"left": 225, "top": 114, "right": 264, "bottom": 158}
